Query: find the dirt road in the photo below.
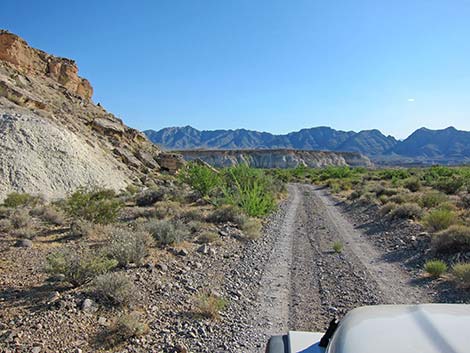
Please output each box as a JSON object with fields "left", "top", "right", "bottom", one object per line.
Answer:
{"left": 251, "top": 183, "right": 431, "bottom": 350}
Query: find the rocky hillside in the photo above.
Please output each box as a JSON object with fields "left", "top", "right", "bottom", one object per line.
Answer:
{"left": 176, "top": 149, "right": 372, "bottom": 168}
{"left": 0, "top": 31, "right": 180, "bottom": 201}
{"left": 145, "top": 126, "right": 398, "bottom": 156}
{"left": 145, "top": 125, "right": 470, "bottom": 165}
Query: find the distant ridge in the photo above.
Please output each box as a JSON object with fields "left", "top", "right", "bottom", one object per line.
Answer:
{"left": 144, "top": 126, "right": 470, "bottom": 165}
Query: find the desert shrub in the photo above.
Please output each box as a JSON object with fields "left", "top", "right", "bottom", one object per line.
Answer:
{"left": 105, "top": 228, "right": 153, "bottom": 267}
{"left": 93, "top": 272, "right": 137, "bottom": 307}
{"left": 39, "top": 205, "right": 66, "bottom": 226}
{"left": 419, "top": 191, "right": 447, "bottom": 208}
{"left": 220, "top": 165, "right": 276, "bottom": 217}
{"left": 197, "top": 231, "right": 219, "bottom": 244}
{"left": 348, "top": 190, "right": 362, "bottom": 200}
{"left": 432, "top": 225, "right": 470, "bottom": 253}
{"left": 111, "top": 312, "right": 149, "bottom": 339}
{"left": 0, "top": 206, "right": 11, "bottom": 219}
{"left": 332, "top": 241, "right": 343, "bottom": 253}
{"left": 423, "top": 209, "right": 457, "bottom": 232}
{"left": 65, "top": 189, "right": 122, "bottom": 224}
{"left": 154, "top": 201, "right": 182, "bottom": 219}
{"left": 45, "top": 248, "right": 117, "bottom": 287}
{"left": 379, "top": 202, "right": 398, "bottom": 217}
{"left": 389, "top": 203, "right": 423, "bottom": 220}
{"left": 424, "top": 260, "right": 447, "bottom": 278}
{"left": 433, "top": 176, "right": 464, "bottom": 194}
{"left": 194, "top": 292, "right": 228, "bottom": 320}
{"left": 69, "top": 220, "right": 94, "bottom": 238}
{"left": 403, "top": 177, "right": 421, "bottom": 192}
{"left": 13, "top": 226, "right": 36, "bottom": 239}
{"left": 10, "top": 209, "right": 32, "bottom": 228}
{"left": 181, "top": 209, "right": 205, "bottom": 222}
{"left": 387, "top": 193, "right": 408, "bottom": 204}
{"left": 329, "top": 182, "right": 341, "bottom": 194}
{"left": 319, "top": 166, "right": 353, "bottom": 180}
{"left": 241, "top": 218, "right": 263, "bottom": 240}
{"left": 125, "top": 184, "right": 140, "bottom": 196}
{"left": 3, "top": 192, "right": 35, "bottom": 208}
{"left": 378, "top": 169, "right": 410, "bottom": 180}
{"left": 206, "top": 205, "right": 247, "bottom": 226}
{"left": 0, "top": 219, "right": 12, "bottom": 232}
{"left": 452, "top": 263, "right": 470, "bottom": 289}
{"left": 142, "top": 219, "right": 188, "bottom": 246}
{"left": 179, "top": 163, "right": 221, "bottom": 197}
{"left": 187, "top": 220, "right": 205, "bottom": 234}
{"left": 135, "top": 189, "right": 165, "bottom": 207}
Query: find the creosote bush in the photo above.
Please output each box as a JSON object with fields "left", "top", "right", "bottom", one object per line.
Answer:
{"left": 432, "top": 225, "right": 470, "bottom": 253}
{"left": 65, "top": 188, "right": 122, "bottom": 224}
{"left": 194, "top": 292, "right": 228, "bottom": 320}
{"left": 143, "top": 219, "right": 188, "bottom": 246}
{"left": 94, "top": 272, "right": 137, "bottom": 307}
{"left": 423, "top": 209, "right": 457, "bottom": 232}
{"left": 179, "top": 163, "right": 221, "bottom": 197}
{"left": 424, "top": 260, "right": 447, "bottom": 278}
{"left": 45, "top": 248, "right": 117, "bottom": 287}
{"left": 3, "top": 192, "right": 35, "bottom": 208}
{"left": 389, "top": 203, "right": 423, "bottom": 220}
{"left": 105, "top": 227, "right": 153, "bottom": 267}
{"left": 452, "top": 263, "right": 470, "bottom": 289}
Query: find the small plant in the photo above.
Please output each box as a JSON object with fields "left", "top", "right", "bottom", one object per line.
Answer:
{"left": 179, "top": 163, "right": 221, "bottom": 197}
{"left": 423, "top": 209, "right": 457, "bottom": 232}
{"left": 419, "top": 191, "right": 447, "bottom": 209}
{"left": 197, "top": 231, "right": 219, "bottom": 244}
{"left": 69, "top": 220, "right": 93, "bottom": 238}
{"left": 154, "top": 201, "right": 182, "bottom": 219}
{"left": 379, "top": 202, "right": 397, "bottom": 216}
{"left": 403, "top": 177, "right": 421, "bottom": 192}
{"left": 93, "top": 272, "right": 137, "bottom": 307}
{"left": 432, "top": 225, "right": 470, "bottom": 253}
{"left": 105, "top": 228, "right": 153, "bottom": 267}
{"left": 194, "top": 292, "right": 228, "bottom": 320}
{"left": 142, "top": 219, "right": 188, "bottom": 246}
{"left": 452, "top": 262, "right": 470, "bottom": 289}
{"left": 45, "top": 248, "right": 117, "bottom": 287}
{"left": 33, "top": 205, "right": 66, "bottom": 226}
{"left": 10, "top": 209, "right": 32, "bottom": 228}
{"left": 3, "top": 192, "right": 34, "bottom": 208}
{"left": 332, "top": 241, "right": 343, "bottom": 253}
{"left": 241, "top": 218, "right": 263, "bottom": 240}
{"left": 113, "top": 312, "right": 149, "bottom": 339}
{"left": 206, "top": 205, "right": 247, "bottom": 226}
{"left": 424, "top": 260, "right": 447, "bottom": 278}
{"left": 389, "top": 203, "right": 423, "bottom": 220}
{"left": 65, "top": 188, "right": 122, "bottom": 224}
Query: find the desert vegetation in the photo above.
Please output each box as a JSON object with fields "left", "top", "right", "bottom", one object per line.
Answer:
{"left": 274, "top": 165, "right": 470, "bottom": 292}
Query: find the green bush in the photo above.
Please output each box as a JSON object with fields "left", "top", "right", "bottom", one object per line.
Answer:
{"left": 45, "top": 248, "right": 117, "bottom": 287}
{"left": 389, "top": 203, "right": 423, "bottom": 220}
{"left": 403, "top": 177, "right": 421, "bottom": 192}
{"left": 221, "top": 166, "right": 276, "bottom": 217}
{"left": 143, "top": 219, "right": 188, "bottom": 246}
{"left": 105, "top": 228, "right": 153, "bottom": 267}
{"left": 65, "top": 189, "right": 122, "bottom": 224}
{"left": 419, "top": 191, "right": 447, "bottom": 208}
{"left": 423, "top": 209, "right": 457, "bottom": 232}
{"left": 452, "top": 263, "right": 470, "bottom": 289}
{"left": 93, "top": 272, "right": 136, "bottom": 307}
{"left": 179, "top": 163, "right": 221, "bottom": 197}
{"left": 424, "top": 260, "right": 447, "bottom": 278}
{"left": 433, "top": 176, "right": 464, "bottom": 194}
{"left": 432, "top": 225, "right": 470, "bottom": 253}
{"left": 3, "top": 192, "right": 35, "bottom": 208}
{"left": 379, "top": 202, "right": 397, "bottom": 216}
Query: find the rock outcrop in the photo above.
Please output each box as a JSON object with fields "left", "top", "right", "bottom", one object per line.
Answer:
{"left": 0, "top": 31, "right": 182, "bottom": 201}
{"left": 176, "top": 149, "right": 372, "bottom": 169}
{"left": 0, "top": 31, "right": 92, "bottom": 99}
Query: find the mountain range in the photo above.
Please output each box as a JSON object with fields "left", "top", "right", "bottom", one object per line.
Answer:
{"left": 144, "top": 126, "right": 470, "bottom": 165}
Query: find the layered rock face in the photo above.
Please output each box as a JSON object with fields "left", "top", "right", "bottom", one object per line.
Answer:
{"left": 177, "top": 149, "right": 372, "bottom": 168}
{"left": 0, "top": 31, "right": 179, "bottom": 200}
{"left": 0, "top": 31, "right": 92, "bottom": 99}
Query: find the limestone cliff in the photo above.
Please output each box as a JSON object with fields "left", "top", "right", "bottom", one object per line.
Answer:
{"left": 176, "top": 149, "right": 373, "bottom": 168}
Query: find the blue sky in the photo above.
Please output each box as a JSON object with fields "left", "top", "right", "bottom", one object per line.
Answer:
{"left": 2, "top": 0, "right": 470, "bottom": 138}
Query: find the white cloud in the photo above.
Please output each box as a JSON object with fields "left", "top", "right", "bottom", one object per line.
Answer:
{"left": 407, "top": 98, "right": 415, "bottom": 102}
